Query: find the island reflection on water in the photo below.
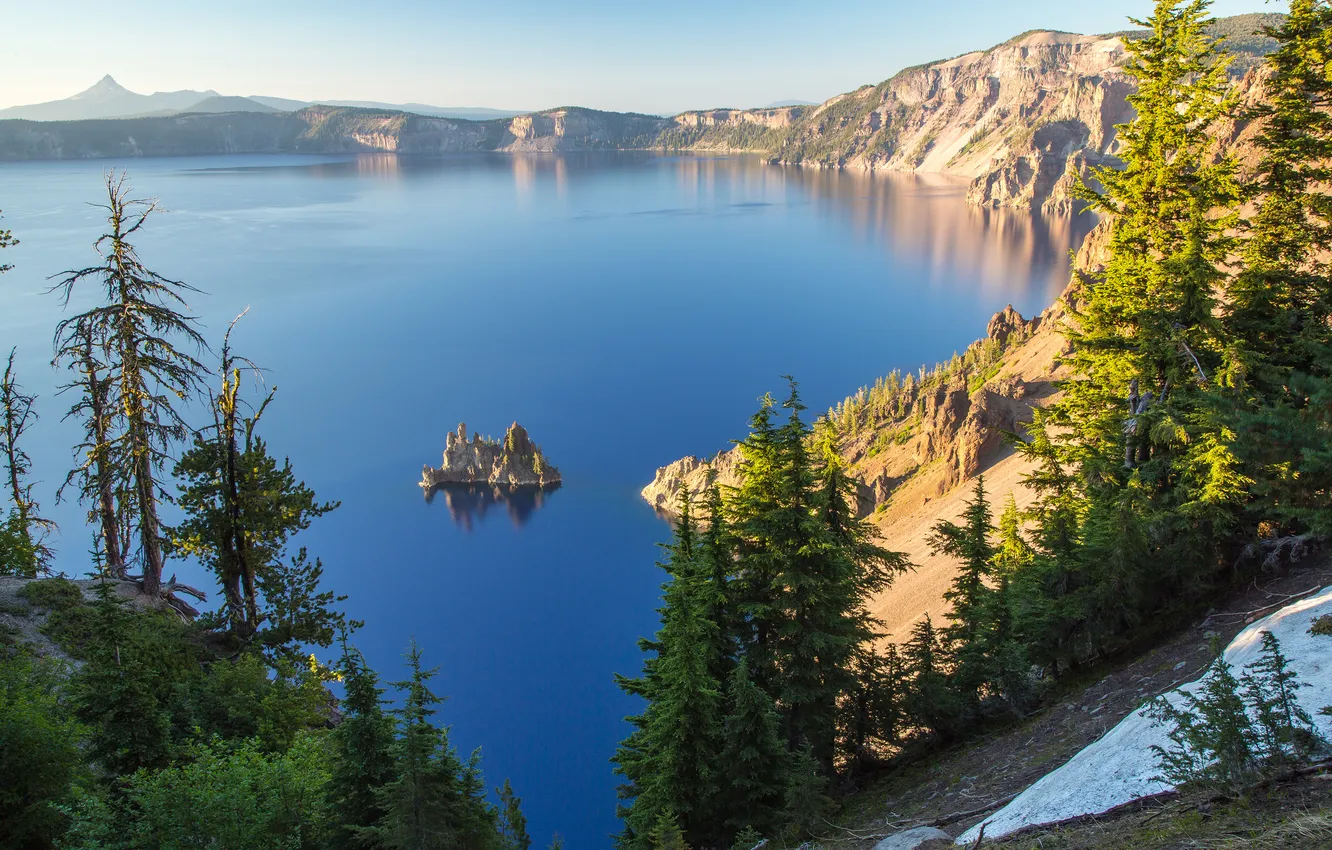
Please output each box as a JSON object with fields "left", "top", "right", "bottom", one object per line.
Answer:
{"left": 424, "top": 483, "right": 559, "bottom": 530}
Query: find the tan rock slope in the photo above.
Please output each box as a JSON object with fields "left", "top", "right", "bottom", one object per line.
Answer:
{"left": 640, "top": 220, "right": 1112, "bottom": 641}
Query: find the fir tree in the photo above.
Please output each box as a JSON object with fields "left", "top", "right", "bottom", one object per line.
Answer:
{"left": 719, "top": 658, "right": 788, "bottom": 842}
{"left": 328, "top": 638, "right": 397, "bottom": 850}
{"left": 780, "top": 740, "right": 833, "bottom": 840}
{"left": 613, "top": 490, "right": 724, "bottom": 849}
{"left": 73, "top": 579, "right": 183, "bottom": 776}
{"left": 171, "top": 320, "right": 343, "bottom": 652}
{"left": 1148, "top": 657, "right": 1258, "bottom": 793}
{"left": 497, "top": 779, "right": 532, "bottom": 850}
{"left": 902, "top": 616, "right": 962, "bottom": 742}
{"left": 365, "top": 641, "right": 463, "bottom": 849}
{"left": 930, "top": 476, "right": 997, "bottom": 705}
{"left": 1225, "top": 0, "right": 1332, "bottom": 400}
{"left": 51, "top": 172, "right": 208, "bottom": 598}
{"left": 1242, "top": 630, "right": 1323, "bottom": 763}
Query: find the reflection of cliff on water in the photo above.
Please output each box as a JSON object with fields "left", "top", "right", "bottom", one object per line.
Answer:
{"left": 425, "top": 483, "right": 557, "bottom": 530}
{"left": 668, "top": 156, "right": 1095, "bottom": 302}
{"left": 313, "top": 151, "right": 1092, "bottom": 301}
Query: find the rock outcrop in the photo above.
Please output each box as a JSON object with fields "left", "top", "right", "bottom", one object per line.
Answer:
{"left": 641, "top": 299, "right": 1049, "bottom": 519}
{"left": 421, "top": 422, "right": 560, "bottom": 491}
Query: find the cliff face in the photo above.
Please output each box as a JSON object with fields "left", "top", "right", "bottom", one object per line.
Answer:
{"left": 421, "top": 422, "right": 561, "bottom": 490}
{"left": 0, "top": 105, "right": 665, "bottom": 161}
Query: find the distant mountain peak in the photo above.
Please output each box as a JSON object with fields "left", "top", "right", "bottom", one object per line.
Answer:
{"left": 72, "top": 75, "right": 134, "bottom": 101}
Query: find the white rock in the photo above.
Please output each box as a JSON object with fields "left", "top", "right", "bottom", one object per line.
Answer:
{"left": 957, "top": 585, "right": 1332, "bottom": 843}
{"left": 873, "top": 825, "right": 951, "bottom": 849}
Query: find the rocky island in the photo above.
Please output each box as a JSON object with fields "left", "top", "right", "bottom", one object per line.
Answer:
{"left": 420, "top": 422, "right": 561, "bottom": 491}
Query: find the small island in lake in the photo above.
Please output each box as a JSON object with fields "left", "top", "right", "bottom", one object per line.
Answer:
{"left": 421, "top": 422, "right": 561, "bottom": 491}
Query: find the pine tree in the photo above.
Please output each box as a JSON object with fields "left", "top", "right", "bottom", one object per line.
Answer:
{"left": 328, "top": 638, "right": 396, "bottom": 850}
{"left": 497, "top": 779, "right": 532, "bottom": 850}
{"left": 365, "top": 640, "right": 501, "bottom": 850}
{"left": 51, "top": 172, "right": 208, "bottom": 598}
{"left": 0, "top": 349, "right": 55, "bottom": 575}
{"left": 930, "top": 476, "right": 997, "bottom": 705}
{"left": 55, "top": 324, "right": 128, "bottom": 576}
{"left": 1242, "top": 630, "right": 1322, "bottom": 763}
{"left": 1225, "top": 0, "right": 1332, "bottom": 399}
{"left": 171, "top": 319, "right": 342, "bottom": 651}
{"left": 1148, "top": 657, "right": 1259, "bottom": 794}
{"left": 719, "top": 658, "right": 788, "bottom": 842}
{"left": 73, "top": 579, "right": 180, "bottom": 776}
{"left": 902, "top": 616, "right": 962, "bottom": 742}
{"left": 613, "top": 490, "right": 724, "bottom": 849}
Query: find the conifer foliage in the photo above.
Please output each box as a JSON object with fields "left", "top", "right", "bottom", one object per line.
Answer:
{"left": 614, "top": 379, "right": 909, "bottom": 849}
{"left": 51, "top": 172, "right": 209, "bottom": 598}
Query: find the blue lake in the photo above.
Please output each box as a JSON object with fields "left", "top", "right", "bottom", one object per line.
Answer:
{"left": 0, "top": 152, "right": 1090, "bottom": 848}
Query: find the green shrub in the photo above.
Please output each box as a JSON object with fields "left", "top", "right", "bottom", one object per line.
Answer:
{"left": 0, "top": 649, "right": 85, "bottom": 848}
{"left": 64, "top": 733, "right": 332, "bottom": 850}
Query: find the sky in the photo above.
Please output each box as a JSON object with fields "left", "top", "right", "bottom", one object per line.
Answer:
{"left": 1, "top": 0, "right": 1285, "bottom": 115}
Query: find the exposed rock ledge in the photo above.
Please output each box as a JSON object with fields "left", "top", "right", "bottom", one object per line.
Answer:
{"left": 421, "top": 422, "right": 560, "bottom": 491}
{"left": 640, "top": 299, "right": 1060, "bottom": 518}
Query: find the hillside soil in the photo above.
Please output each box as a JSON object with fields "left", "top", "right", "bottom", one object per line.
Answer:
{"left": 818, "top": 553, "right": 1332, "bottom": 847}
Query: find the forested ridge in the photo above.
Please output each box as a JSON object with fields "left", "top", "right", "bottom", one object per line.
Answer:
{"left": 612, "top": 1, "right": 1332, "bottom": 847}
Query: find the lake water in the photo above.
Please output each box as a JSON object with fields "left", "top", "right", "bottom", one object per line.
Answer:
{"left": 0, "top": 152, "right": 1091, "bottom": 848}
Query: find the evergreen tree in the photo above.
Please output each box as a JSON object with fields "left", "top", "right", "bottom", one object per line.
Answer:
{"left": 719, "top": 658, "right": 788, "bottom": 842}
{"left": 728, "top": 391, "right": 785, "bottom": 694}
{"left": 328, "top": 638, "right": 396, "bottom": 850}
{"left": 1225, "top": 0, "right": 1332, "bottom": 400}
{"left": 930, "top": 476, "right": 996, "bottom": 705}
{"left": 73, "top": 579, "right": 194, "bottom": 776}
{"left": 1148, "top": 657, "right": 1259, "bottom": 793}
{"left": 51, "top": 172, "right": 208, "bottom": 598}
{"left": 1242, "top": 630, "right": 1322, "bottom": 763}
{"left": 171, "top": 320, "right": 343, "bottom": 652}
{"left": 365, "top": 640, "right": 499, "bottom": 850}
{"left": 0, "top": 348, "right": 55, "bottom": 575}
{"left": 780, "top": 740, "right": 833, "bottom": 840}
{"left": 698, "top": 478, "right": 736, "bottom": 688}
{"left": 613, "top": 490, "right": 724, "bottom": 850}
{"left": 902, "top": 616, "right": 962, "bottom": 742}
{"left": 497, "top": 779, "right": 532, "bottom": 850}
{"left": 55, "top": 324, "right": 128, "bottom": 576}
{"left": 1025, "top": 0, "right": 1242, "bottom": 666}
{"left": 1013, "top": 411, "right": 1089, "bottom": 676}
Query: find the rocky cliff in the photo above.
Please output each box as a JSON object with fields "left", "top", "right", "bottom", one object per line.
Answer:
{"left": 656, "top": 14, "right": 1278, "bottom": 211}
{"left": 421, "top": 422, "right": 561, "bottom": 491}
{"left": 0, "top": 105, "right": 667, "bottom": 161}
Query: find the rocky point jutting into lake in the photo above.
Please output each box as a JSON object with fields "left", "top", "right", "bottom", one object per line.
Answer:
{"left": 420, "top": 422, "right": 561, "bottom": 491}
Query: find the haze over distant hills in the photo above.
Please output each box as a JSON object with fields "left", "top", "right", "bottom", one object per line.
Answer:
{"left": 0, "top": 76, "right": 530, "bottom": 122}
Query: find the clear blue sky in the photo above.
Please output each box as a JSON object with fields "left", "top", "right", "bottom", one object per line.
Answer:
{"left": 2, "top": 0, "right": 1284, "bottom": 114}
